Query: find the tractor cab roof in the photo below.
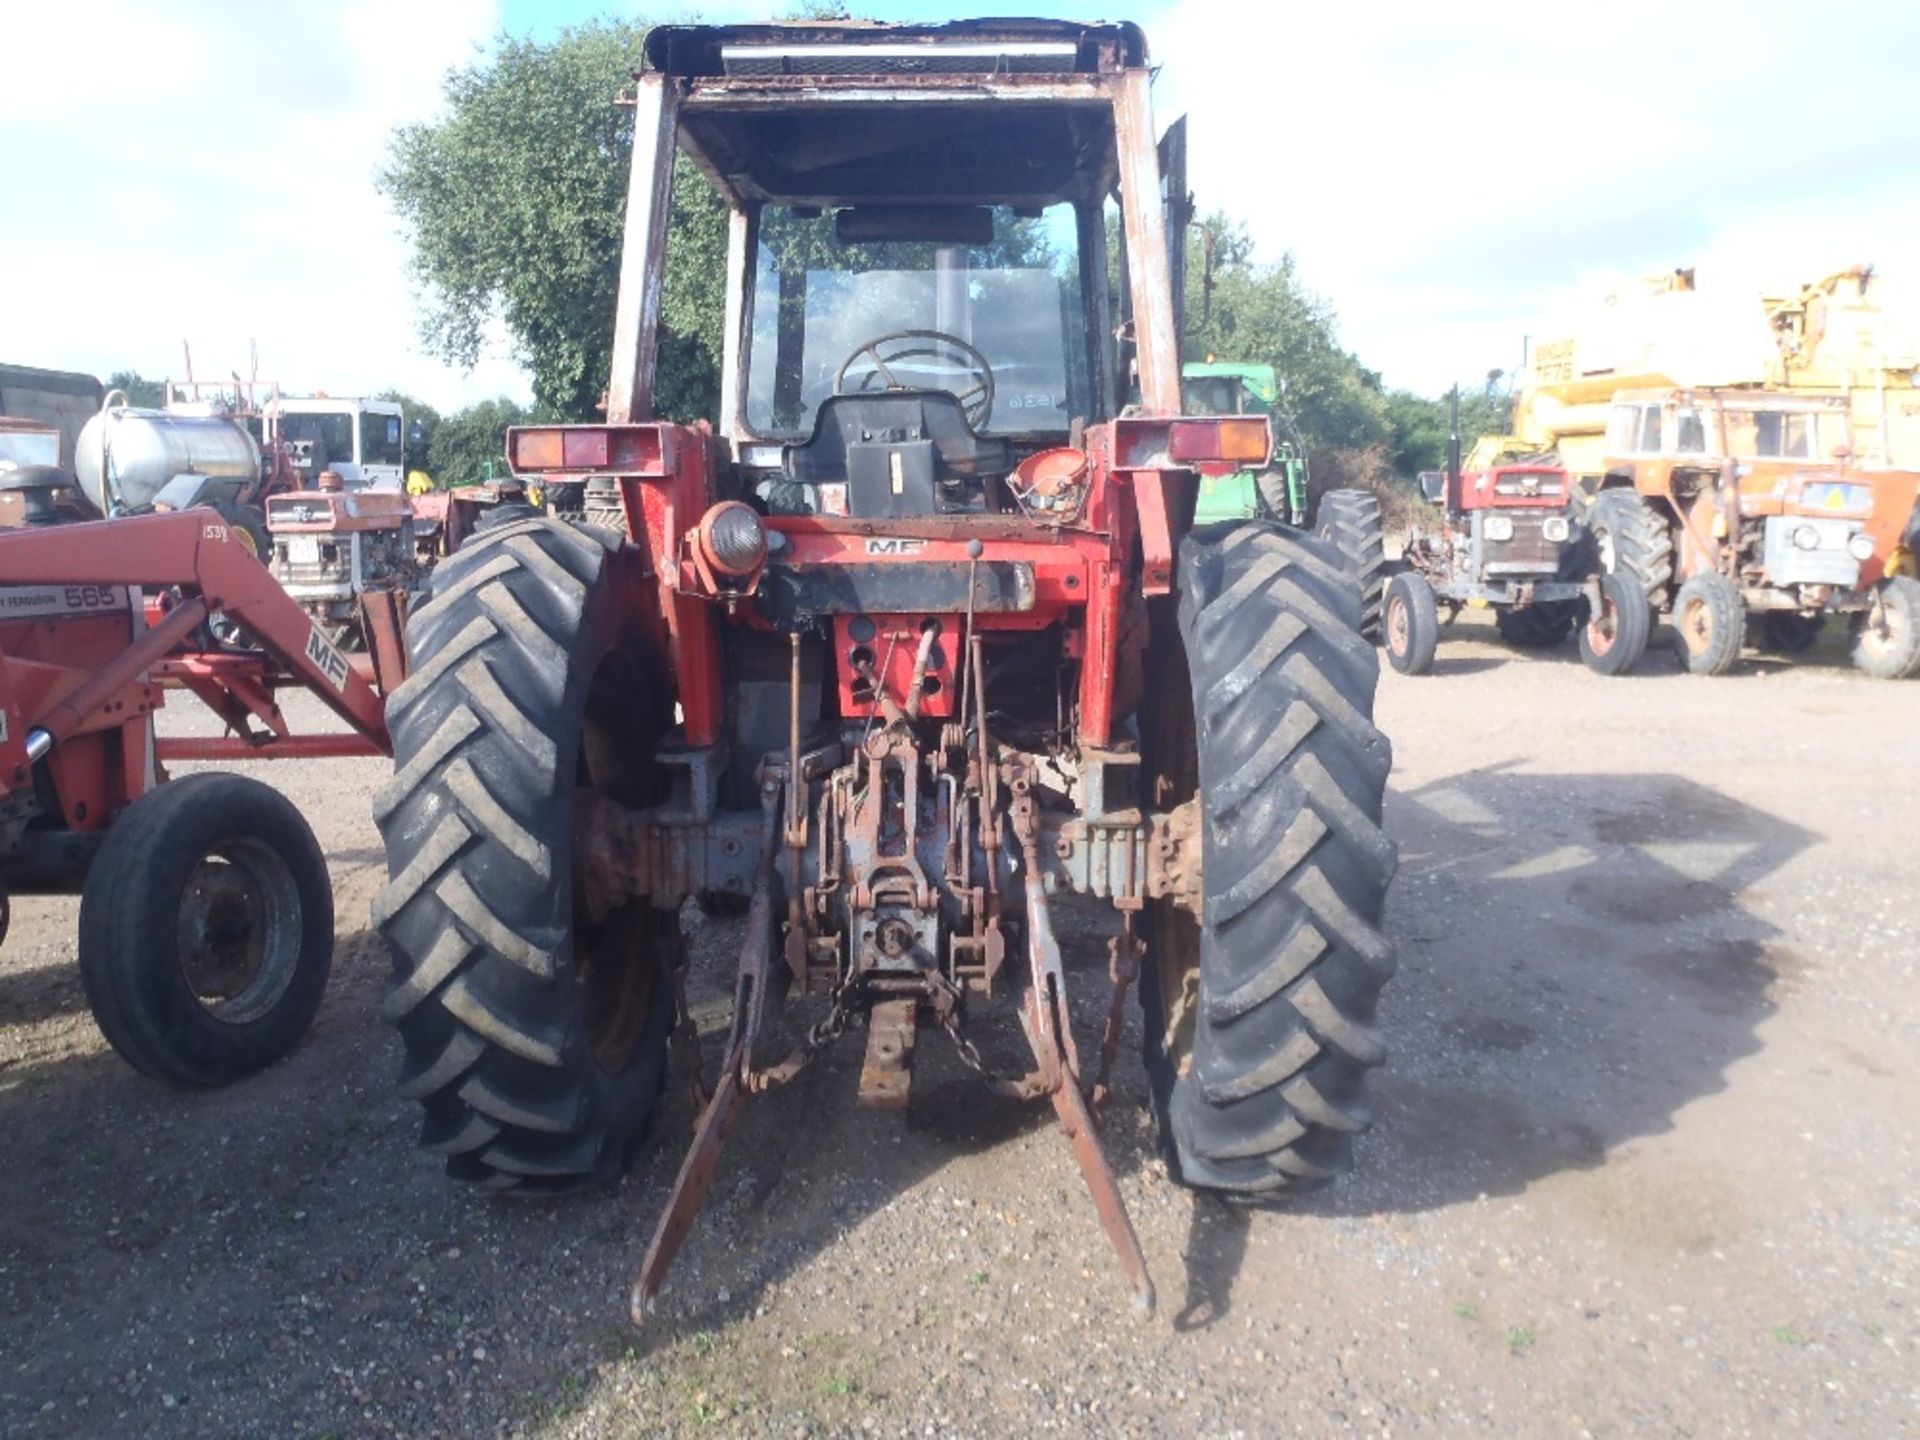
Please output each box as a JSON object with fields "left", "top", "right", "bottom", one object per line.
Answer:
{"left": 1182, "top": 362, "right": 1280, "bottom": 405}
{"left": 641, "top": 18, "right": 1150, "bottom": 211}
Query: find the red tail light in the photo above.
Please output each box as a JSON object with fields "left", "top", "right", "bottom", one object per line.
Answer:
{"left": 507, "top": 425, "right": 665, "bottom": 475}
{"left": 1167, "top": 417, "right": 1271, "bottom": 466}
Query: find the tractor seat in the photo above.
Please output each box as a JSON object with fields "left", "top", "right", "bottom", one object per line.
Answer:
{"left": 776, "top": 392, "right": 1011, "bottom": 520}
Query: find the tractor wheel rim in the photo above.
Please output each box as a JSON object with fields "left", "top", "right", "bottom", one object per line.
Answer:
{"left": 574, "top": 647, "right": 665, "bottom": 1076}
{"left": 1682, "top": 596, "right": 1712, "bottom": 654}
{"left": 1387, "top": 597, "right": 1409, "bottom": 655}
{"left": 1588, "top": 598, "right": 1616, "bottom": 654}
{"left": 175, "top": 838, "right": 302, "bottom": 1024}
{"left": 575, "top": 901, "right": 664, "bottom": 1075}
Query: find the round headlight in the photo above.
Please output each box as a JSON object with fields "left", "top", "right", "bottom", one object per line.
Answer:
{"left": 1847, "top": 530, "right": 1876, "bottom": 562}
{"left": 1792, "top": 524, "right": 1820, "bottom": 551}
{"left": 698, "top": 500, "right": 767, "bottom": 576}
{"left": 1485, "top": 514, "right": 1515, "bottom": 542}
{"left": 1542, "top": 515, "right": 1571, "bottom": 543}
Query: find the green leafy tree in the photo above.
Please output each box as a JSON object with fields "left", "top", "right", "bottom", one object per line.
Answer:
{"left": 381, "top": 20, "right": 729, "bottom": 422}
{"left": 106, "top": 371, "right": 165, "bottom": 408}
{"left": 1384, "top": 373, "right": 1513, "bottom": 477}
{"left": 1183, "top": 216, "right": 1389, "bottom": 450}
{"left": 432, "top": 398, "right": 531, "bottom": 488}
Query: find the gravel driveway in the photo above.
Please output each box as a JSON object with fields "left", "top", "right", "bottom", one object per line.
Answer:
{"left": 2, "top": 615, "right": 1915, "bottom": 1437}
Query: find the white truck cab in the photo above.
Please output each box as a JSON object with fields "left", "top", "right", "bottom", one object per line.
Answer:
{"left": 270, "top": 397, "right": 407, "bottom": 490}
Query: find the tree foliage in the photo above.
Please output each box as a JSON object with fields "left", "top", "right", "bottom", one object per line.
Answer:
{"left": 432, "top": 398, "right": 531, "bottom": 488}
{"left": 107, "top": 371, "right": 165, "bottom": 408}
{"left": 1183, "top": 216, "right": 1390, "bottom": 451}
{"left": 381, "top": 20, "right": 728, "bottom": 422}
{"left": 1383, "top": 374, "right": 1512, "bottom": 477}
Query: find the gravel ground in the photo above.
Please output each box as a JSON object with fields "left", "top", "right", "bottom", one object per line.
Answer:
{"left": 2, "top": 614, "right": 1917, "bottom": 1438}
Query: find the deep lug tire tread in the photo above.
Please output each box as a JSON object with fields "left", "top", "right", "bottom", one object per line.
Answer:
{"left": 1144, "top": 521, "right": 1398, "bottom": 1196}
{"left": 1590, "top": 489, "right": 1675, "bottom": 603}
{"left": 1313, "top": 489, "right": 1387, "bottom": 641}
{"left": 374, "top": 516, "right": 672, "bottom": 1194}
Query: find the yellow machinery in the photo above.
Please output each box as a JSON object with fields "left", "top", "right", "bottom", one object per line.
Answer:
{"left": 1472, "top": 265, "right": 1920, "bottom": 487}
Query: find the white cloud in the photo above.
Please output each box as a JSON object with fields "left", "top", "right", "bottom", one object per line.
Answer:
{"left": 1145, "top": 0, "right": 1920, "bottom": 394}
{"left": 0, "top": 0, "right": 521, "bottom": 412}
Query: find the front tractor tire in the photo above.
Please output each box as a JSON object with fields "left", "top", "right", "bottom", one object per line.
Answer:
{"left": 374, "top": 515, "right": 677, "bottom": 1193}
{"left": 78, "top": 772, "right": 334, "bottom": 1085}
{"left": 1673, "top": 572, "right": 1745, "bottom": 676}
{"left": 1141, "top": 522, "right": 1398, "bottom": 1196}
{"left": 1852, "top": 576, "right": 1920, "bottom": 679}
{"left": 1577, "top": 572, "right": 1651, "bottom": 676}
{"left": 1313, "top": 489, "right": 1387, "bottom": 641}
{"left": 1382, "top": 572, "right": 1440, "bottom": 675}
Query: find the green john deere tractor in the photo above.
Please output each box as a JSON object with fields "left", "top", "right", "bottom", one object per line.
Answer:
{"left": 1181, "top": 360, "right": 1385, "bottom": 637}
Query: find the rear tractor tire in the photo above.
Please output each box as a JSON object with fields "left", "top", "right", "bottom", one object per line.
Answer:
{"left": 1140, "top": 522, "right": 1397, "bottom": 1196}
{"left": 374, "top": 514, "right": 678, "bottom": 1192}
{"left": 1589, "top": 489, "right": 1675, "bottom": 606}
{"left": 1495, "top": 602, "right": 1577, "bottom": 649}
{"left": 1577, "top": 573, "right": 1651, "bottom": 676}
{"left": 1851, "top": 576, "right": 1920, "bottom": 679}
{"left": 1382, "top": 572, "right": 1440, "bottom": 675}
{"left": 1673, "top": 572, "right": 1744, "bottom": 676}
{"left": 78, "top": 772, "right": 334, "bottom": 1085}
{"left": 1313, "top": 489, "right": 1387, "bottom": 642}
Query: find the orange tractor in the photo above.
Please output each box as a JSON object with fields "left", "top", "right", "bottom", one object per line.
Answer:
{"left": 373, "top": 19, "right": 1399, "bottom": 1319}
{"left": 1586, "top": 389, "right": 1920, "bottom": 677}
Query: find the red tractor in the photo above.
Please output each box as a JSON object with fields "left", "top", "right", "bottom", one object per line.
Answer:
{"left": 1386, "top": 455, "right": 1650, "bottom": 677}
{"left": 0, "top": 471, "right": 397, "bottom": 1083}
{"left": 374, "top": 19, "right": 1398, "bottom": 1318}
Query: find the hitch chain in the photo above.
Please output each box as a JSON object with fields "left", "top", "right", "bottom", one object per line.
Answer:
{"left": 745, "top": 981, "right": 855, "bottom": 1094}
{"left": 936, "top": 976, "right": 1051, "bottom": 1101}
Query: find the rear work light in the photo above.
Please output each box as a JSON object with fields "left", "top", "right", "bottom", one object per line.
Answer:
{"left": 1166, "top": 417, "right": 1271, "bottom": 466}
{"left": 506, "top": 425, "right": 663, "bottom": 476}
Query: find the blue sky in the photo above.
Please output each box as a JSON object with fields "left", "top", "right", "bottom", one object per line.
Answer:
{"left": 5, "top": 2, "right": 1916, "bottom": 410}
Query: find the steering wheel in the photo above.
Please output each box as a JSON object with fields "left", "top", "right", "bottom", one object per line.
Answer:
{"left": 834, "top": 328, "right": 996, "bottom": 431}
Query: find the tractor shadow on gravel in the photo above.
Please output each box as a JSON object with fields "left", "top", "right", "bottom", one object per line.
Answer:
{"left": 1314, "top": 763, "right": 1815, "bottom": 1221}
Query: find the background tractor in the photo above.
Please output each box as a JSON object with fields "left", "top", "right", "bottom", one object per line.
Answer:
{"left": 373, "top": 18, "right": 1398, "bottom": 1320}
{"left": 1387, "top": 456, "right": 1648, "bottom": 677}
{"left": 1180, "top": 359, "right": 1385, "bottom": 636}
{"left": 1587, "top": 389, "right": 1920, "bottom": 677}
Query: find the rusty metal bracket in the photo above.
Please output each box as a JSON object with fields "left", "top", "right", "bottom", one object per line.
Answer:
{"left": 631, "top": 786, "right": 782, "bottom": 1322}
{"left": 1010, "top": 763, "right": 1156, "bottom": 1315}
{"left": 857, "top": 997, "right": 917, "bottom": 1108}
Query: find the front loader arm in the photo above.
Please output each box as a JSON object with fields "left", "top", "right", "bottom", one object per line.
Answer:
{"left": 0, "top": 510, "right": 389, "bottom": 755}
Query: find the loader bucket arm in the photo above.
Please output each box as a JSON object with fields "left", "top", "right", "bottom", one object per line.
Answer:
{"left": 0, "top": 510, "right": 390, "bottom": 754}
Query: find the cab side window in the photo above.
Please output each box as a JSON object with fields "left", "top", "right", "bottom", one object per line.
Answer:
{"left": 1635, "top": 405, "right": 1663, "bottom": 454}
{"left": 361, "top": 413, "right": 404, "bottom": 466}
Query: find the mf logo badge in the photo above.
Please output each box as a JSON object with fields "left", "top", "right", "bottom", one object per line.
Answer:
{"left": 305, "top": 624, "right": 351, "bottom": 692}
{"left": 864, "top": 537, "right": 926, "bottom": 556}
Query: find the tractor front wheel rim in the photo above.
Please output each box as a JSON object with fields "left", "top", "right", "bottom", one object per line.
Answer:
{"left": 175, "top": 838, "right": 302, "bottom": 1024}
